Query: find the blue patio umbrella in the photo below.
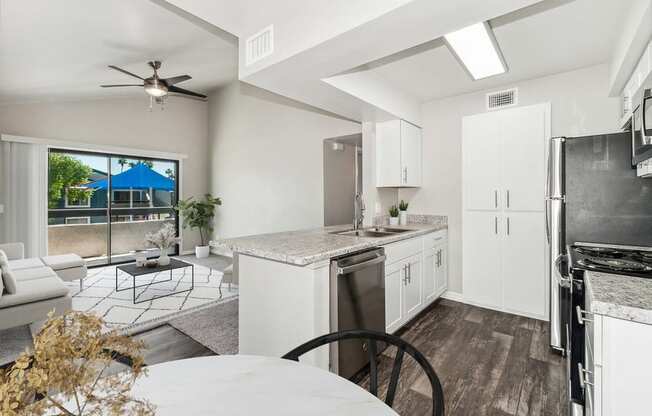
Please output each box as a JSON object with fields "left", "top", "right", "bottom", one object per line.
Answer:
{"left": 85, "top": 163, "right": 175, "bottom": 191}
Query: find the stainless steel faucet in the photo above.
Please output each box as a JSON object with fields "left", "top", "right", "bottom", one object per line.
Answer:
{"left": 353, "top": 193, "right": 365, "bottom": 230}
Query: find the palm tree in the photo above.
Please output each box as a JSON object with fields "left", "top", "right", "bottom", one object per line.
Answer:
{"left": 117, "top": 158, "right": 128, "bottom": 172}
{"left": 165, "top": 168, "right": 175, "bottom": 180}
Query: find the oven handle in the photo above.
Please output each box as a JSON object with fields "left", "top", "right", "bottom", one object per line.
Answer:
{"left": 337, "top": 255, "right": 386, "bottom": 274}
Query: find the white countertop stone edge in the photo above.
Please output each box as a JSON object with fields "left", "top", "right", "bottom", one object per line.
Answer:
{"left": 585, "top": 271, "right": 652, "bottom": 325}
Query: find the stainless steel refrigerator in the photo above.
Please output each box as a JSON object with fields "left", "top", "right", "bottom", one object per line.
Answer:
{"left": 545, "top": 131, "right": 652, "bottom": 352}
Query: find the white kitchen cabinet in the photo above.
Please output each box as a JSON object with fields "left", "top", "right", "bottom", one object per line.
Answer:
{"left": 462, "top": 211, "right": 503, "bottom": 310}
{"left": 462, "top": 103, "right": 549, "bottom": 320}
{"left": 501, "top": 106, "right": 546, "bottom": 211}
{"left": 583, "top": 307, "right": 652, "bottom": 416}
{"left": 385, "top": 231, "right": 447, "bottom": 333}
{"left": 385, "top": 261, "right": 404, "bottom": 334}
{"left": 376, "top": 119, "right": 422, "bottom": 187}
{"left": 501, "top": 211, "right": 546, "bottom": 318}
{"left": 423, "top": 247, "right": 437, "bottom": 303}
{"left": 403, "top": 253, "right": 423, "bottom": 317}
{"left": 434, "top": 243, "right": 447, "bottom": 296}
{"left": 462, "top": 111, "right": 503, "bottom": 210}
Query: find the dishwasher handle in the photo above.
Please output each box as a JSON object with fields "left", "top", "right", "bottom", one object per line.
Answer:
{"left": 337, "top": 254, "right": 386, "bottom": 274}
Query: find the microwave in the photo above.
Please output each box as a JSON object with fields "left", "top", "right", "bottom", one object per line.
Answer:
{"left": 632, "top": 88, "right": 652, "bottom": 166}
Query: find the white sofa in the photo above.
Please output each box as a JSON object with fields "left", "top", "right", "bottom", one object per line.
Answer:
{"left": 0, "top": 243, "right": 86, "bottom": 331}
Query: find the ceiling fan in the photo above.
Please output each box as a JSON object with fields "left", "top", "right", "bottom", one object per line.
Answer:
{"left": 101, "top": 61, "right": 207, "bottom": 102}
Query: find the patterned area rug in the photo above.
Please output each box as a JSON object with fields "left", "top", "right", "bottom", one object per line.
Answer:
{"left": 65, "top": 262, "right": 238, "bottom": 332}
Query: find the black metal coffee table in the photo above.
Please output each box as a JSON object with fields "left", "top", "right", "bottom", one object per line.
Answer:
{"left": 116, "top": 258, "right": 194, "bottom": 304}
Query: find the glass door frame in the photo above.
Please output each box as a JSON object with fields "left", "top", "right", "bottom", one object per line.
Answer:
{"left": 48, "top": 148, "right": 180, "bottom": 267}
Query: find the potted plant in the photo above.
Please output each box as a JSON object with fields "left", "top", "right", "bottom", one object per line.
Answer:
{"left": 0, "top": 311, "right": 155, "bottom": 416}
{"left": 176, "top": 194, "right": 222, "bottom": 258}
{"left": 388, "top": 205, "right": 400, "bottom": 226}
{"left": 144, "top": 222, "right": 180, "bottom": 266}
{"left": 398, "top": 199, "right": 409, "bottom": 225}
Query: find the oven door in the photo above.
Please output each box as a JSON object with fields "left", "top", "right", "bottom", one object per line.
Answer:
{"left": 568, "top": 270, "right": 585, "bottom": 413}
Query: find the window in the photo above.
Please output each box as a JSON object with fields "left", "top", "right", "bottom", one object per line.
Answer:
{"left": 65, "top": 217, "right": 91, "bottom": 225}
{"left": 64, "top": 187, "right": 91, "bottom": 208}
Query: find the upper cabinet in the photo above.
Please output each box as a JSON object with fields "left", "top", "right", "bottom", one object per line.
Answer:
{"left": 376, "top": 120, "right": 422, "bottom": 187}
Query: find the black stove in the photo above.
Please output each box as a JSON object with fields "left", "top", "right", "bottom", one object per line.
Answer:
{"left": 569, "top": 244, "right": 652, "bottom": 278}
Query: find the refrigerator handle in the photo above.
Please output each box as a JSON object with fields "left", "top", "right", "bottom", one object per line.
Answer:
{"left": 545, "top": 199, "right": 551, "bottom": 244}
{"left": 545, "top": 138, "right": 552, "bottom": 198}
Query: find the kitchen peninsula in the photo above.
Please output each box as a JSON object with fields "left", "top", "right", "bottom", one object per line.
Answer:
{"left": 212, "top": 217, "right": 448, "bottom": 370}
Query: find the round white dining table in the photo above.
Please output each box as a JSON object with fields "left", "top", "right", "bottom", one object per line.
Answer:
{"left": 122, "top": 355, "right": 398, "bottom": 415}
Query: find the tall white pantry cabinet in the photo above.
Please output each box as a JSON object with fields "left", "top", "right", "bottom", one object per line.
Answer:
{"left": 462, "top": 103, "right": 550, "bottom": 320}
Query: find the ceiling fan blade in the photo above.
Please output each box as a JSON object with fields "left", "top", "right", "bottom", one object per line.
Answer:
{"left": 163, "top": 75, "right": 191, "bottom": 86}
{"left": 168, "top": 85, "right": 207, "bottom": 100}
{"left": 108, "top": 65, "right": 145, "bottom": 80}
{"left": 100, "top": 84, "right": 143, "bottom": 88}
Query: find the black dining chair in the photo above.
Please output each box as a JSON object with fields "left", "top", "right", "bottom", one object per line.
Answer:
{"left": 282, "top": 329, "right": 445, "bottom": 416}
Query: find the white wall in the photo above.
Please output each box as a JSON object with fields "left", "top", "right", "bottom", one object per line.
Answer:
{"left": 0, "top": 96, "right": 209, "bottom": 251}
{"left": 208, "top": 82, "right": 361, "bottom": 239}
{"left": 400, "top": 64, "right": 620, "bottom": 294}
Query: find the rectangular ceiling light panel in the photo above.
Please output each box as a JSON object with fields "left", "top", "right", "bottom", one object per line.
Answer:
{"left": 444, "top": 22, "right": 506, "bottom": 80}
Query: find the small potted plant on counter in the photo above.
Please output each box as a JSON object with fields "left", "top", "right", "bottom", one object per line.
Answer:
{"left": 399, "top": 199, "right": 409, "bottom": 225}
{"left": 176, "top": 193, "right": 222, "bottom": 258}
{"left": 389, "top": 205, "right": 400, "bottom": 226}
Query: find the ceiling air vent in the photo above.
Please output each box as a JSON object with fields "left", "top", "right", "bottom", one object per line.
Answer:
{"left": 246, "top": 25, "right": 274, "bottom": 66}
{"left": 486, "top": 88, "right": 517, "bottom": 110}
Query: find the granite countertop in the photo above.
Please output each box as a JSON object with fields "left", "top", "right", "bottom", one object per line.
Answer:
{"left": 211, "top": 221, "right": 447, "bottom": 266}
{"left": 585, "top": 271, "right": 652, "bottom": 325}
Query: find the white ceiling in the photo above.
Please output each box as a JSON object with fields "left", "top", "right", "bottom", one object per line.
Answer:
{"left": 369, "top": 0, "right": 630, "bottom": 102}
{"left": 0, "top": 0, "right": 238, "bottom": 104}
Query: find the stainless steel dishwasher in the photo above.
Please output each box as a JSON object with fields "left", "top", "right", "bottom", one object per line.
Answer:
{"left": 330, "top": 247, "right": 386, "bottom": 379}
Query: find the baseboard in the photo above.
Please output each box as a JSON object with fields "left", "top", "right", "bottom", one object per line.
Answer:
{"left": 440, "top": 291, "right": 548, "bottom": 321}
{"left": 441, "top": 290, "right": 464, "bottom": 302}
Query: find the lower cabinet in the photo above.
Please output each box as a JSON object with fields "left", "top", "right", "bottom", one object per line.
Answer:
{"left": 385, "top": 230, "right": 448, "bottom": 333}
{"left": 583, "top": 296, "right": 652, "bottom": 416}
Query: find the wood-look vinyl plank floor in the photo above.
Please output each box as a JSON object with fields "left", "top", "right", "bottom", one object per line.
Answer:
{"left": 360, "top": 300, "right": 565, "bottom": 416}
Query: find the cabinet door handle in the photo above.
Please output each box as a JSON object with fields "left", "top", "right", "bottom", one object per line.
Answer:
{"left": 576, "top": 305, "right": 594, "bottom": 325}
{"left": 506, "top": 190, "right": 510, "bottom": 208}
{"left": 495, "top": 216, "right": 498, "bottom": 234}
{"left": 506, "top": 217, "right": 510, "bottom": 235}
{"left": 402, "top": 265, "right": 408, "bottom": 285}
{"left": 407, "top": 263, "right": 411, "bottom": 283}
{"left": 403, "top": 167, "right": 407, "bottom": 183}
{"left": 494, "top": 190, "right": 498, "bottom": 208}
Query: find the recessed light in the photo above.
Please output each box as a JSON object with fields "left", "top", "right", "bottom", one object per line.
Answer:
{"left": 444, "top": 22, "right": 507, "bottom": 80}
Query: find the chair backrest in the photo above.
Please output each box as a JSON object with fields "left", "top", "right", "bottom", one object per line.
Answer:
{"left": 282, "top": 329, "right": 445, "bottom": 416}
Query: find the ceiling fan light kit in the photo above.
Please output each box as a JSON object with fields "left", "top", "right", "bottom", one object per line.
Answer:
{"left": 101, "top": 60, "right": 207, "bottom": 107}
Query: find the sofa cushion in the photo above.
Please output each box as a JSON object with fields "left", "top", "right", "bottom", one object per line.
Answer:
{"left": 0, "top": 276, "right": 69, "bottom": 309}
{"left": 1, "top": 265, "right": 17, "bottom": 295}
{"left": 13, "top": 267, "right": 58, "bottom": 282}
{"left": 8, "top": 257, "right": 45, "bottom": 271}
{"left": 0, "top": 250, "right": 8, "bottom": 268}
{"left": 41, "top": 254, "right": 85, "bottom": 270}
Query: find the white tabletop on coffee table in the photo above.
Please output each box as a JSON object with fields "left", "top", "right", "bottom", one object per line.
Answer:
{"left": 112, "top": 355, "right": 397, "bottom": 415}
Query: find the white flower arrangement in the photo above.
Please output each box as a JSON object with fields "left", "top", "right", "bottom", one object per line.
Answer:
{"left": 144, "top": 223, "right": 180, "bottom": 251}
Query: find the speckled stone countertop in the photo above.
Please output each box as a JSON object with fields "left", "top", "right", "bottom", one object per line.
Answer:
{"left": 211, "top": 220, "right": 447, "bottom": 266}
{"left": 585, "top": 271, "right": 652, "bottom": 325}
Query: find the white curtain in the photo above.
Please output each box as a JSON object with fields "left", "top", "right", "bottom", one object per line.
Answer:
{"left": 0, "top": 141, "right": 48, "bottom": 257}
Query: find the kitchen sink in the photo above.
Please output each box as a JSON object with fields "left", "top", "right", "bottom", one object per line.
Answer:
{"left": 332, "top": 227, "right": 415, "bottom": 238}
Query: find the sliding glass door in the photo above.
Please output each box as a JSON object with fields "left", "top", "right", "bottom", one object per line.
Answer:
{"left": 47, "top": 149, "right": 179, "bottom": 266}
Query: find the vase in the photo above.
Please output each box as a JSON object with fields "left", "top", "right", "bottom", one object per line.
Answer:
{"left": 399, "top": 210, "right": 408, "bottom": 226}
{"left": 196, "top": 246, "right": 210, "bottom": 258}
{"left": 389, "top": 217, "right": 399, "bottom": 226}
{"left": 158, "top": 252, "right": 170, "bottom": 266}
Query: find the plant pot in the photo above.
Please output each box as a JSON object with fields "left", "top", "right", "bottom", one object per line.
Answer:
{"left": 399, "top": 211, "right": 408, "bottom": 226}
{"left": 158, "top": 252, "right": 171, "bottom": 266}
{"left": 389, "top": 217, "right": 399, "bottom": 226}
{"left": 196, "top": 245, "right": 210, "bottom": 259}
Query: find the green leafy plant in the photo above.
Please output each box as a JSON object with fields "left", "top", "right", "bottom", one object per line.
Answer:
{"left": 48, "top": 153, "right": 94, "bottom": 209}
{"left": 399, "top": 200, "right": 409, "bottom": 211}
{"left": 389, "top": 205, "right": 399, "bottom": 217}
{"left": 175, "top": 194, "right": 222, "bottom": 246}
